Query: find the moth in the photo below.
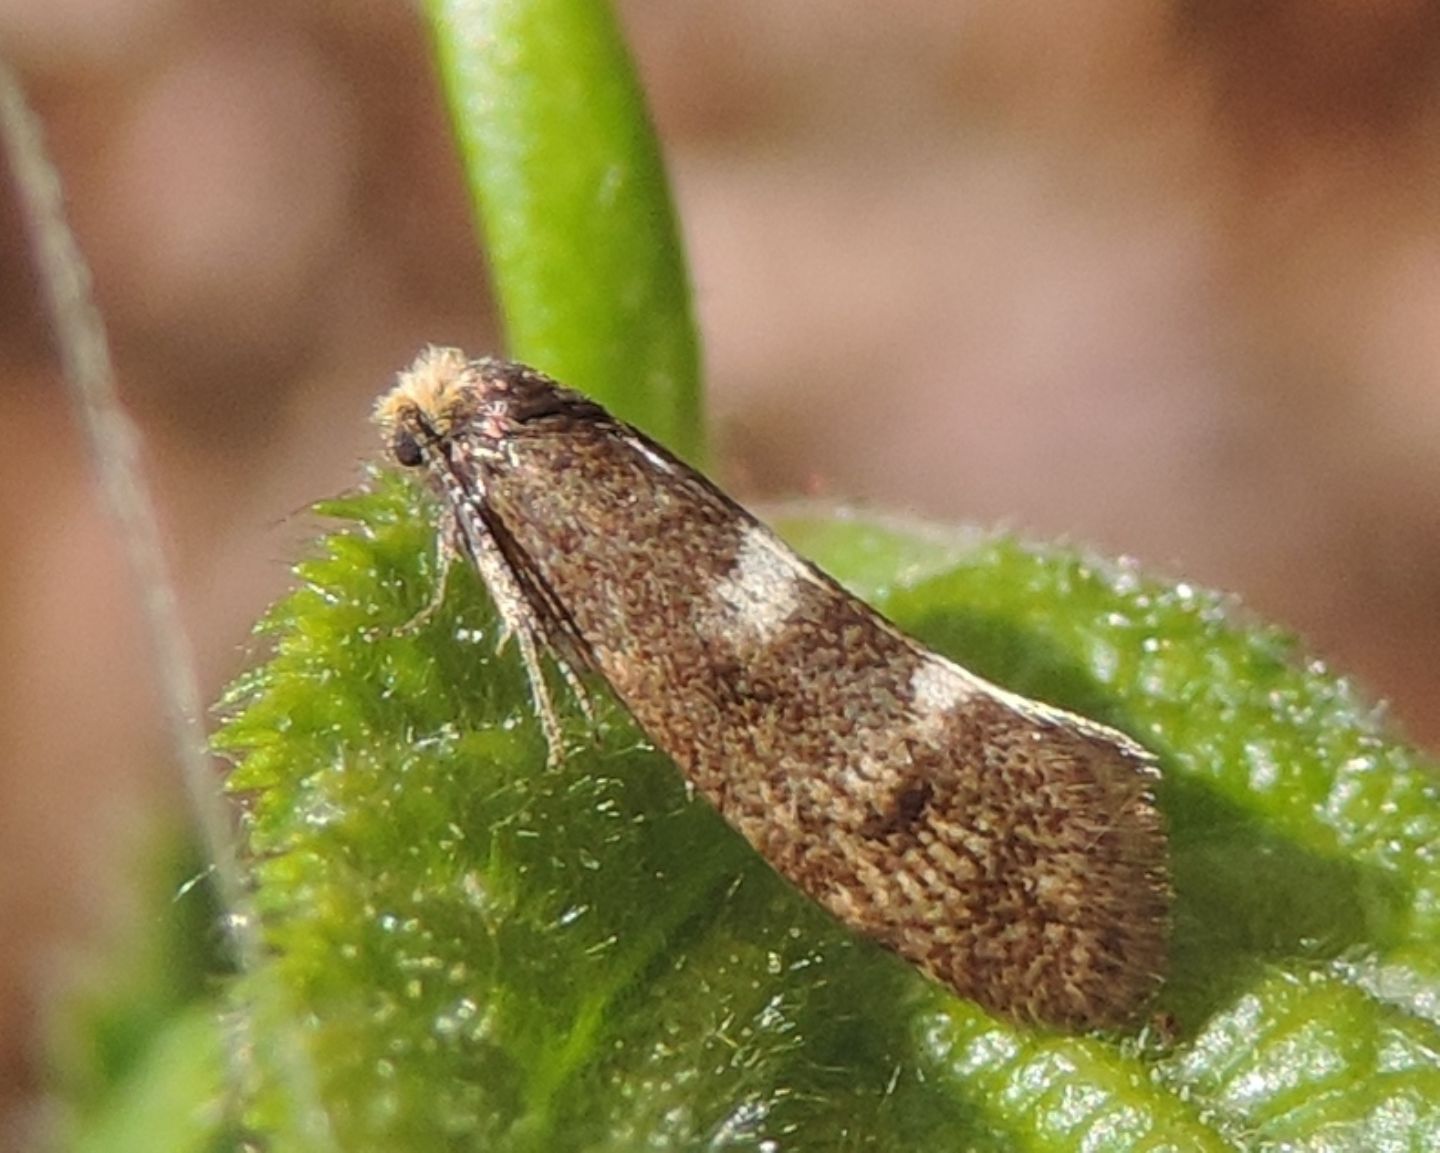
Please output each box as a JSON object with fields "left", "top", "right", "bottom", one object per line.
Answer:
{"left": 375, "top": 347, "right": 1170, "bottom": 1030}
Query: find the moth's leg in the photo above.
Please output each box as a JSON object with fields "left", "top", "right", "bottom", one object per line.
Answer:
{"left": 461, "top": 516, "right": 569, "bottom": 767}
{"left": 509, "top": 619, "right": 567, "bottom": 768}
{"left": 549, "top": 647, "right": 598, "bottom": 737}
{"left": 398, "top": 507, "right": 460, "bottom": 635}
{"left": 494, "top": 598, "right": 598, "bottom": 748}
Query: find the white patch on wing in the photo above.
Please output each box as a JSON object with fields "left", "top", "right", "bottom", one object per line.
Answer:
{"left": 705, "top": 529, "right": 807, "bottom": 651}
{"left": 628, "top": 437, "right": 675, "bottom": 475}
{"left": 908, "top": 659, "right": 974, "bottom": 740}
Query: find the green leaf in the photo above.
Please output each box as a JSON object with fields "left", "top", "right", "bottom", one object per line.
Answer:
{"left": 47, "top": 835, "right": 236, "bottom": 1153}
{"left": 424, "top": 0, "right": 702, "bottom": 460}
{"left": 209, "top": 479, "right": 1440, "bottom": 1149}
{"left": 64, "top": 1008, "right": 231, "bottom": 1153}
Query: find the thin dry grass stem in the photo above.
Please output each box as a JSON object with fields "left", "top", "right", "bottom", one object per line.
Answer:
{"left": 0, "top": 60, "right": 337, "bottom": 1150}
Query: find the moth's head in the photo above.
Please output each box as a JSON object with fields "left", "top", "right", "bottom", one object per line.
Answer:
{"left": 374, "top": 346, "right": 483, "bottom": 468}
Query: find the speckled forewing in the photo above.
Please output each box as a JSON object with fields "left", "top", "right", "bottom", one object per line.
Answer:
{"left": 474, "top": 406, "right": 1168, "bottom": 1028}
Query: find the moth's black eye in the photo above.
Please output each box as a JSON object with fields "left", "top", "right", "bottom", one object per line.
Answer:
{"left": 392, "top": 430, "right": 425, "bottom": 468}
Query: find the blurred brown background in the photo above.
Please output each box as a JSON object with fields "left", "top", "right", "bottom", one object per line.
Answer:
{"left": 3, "top": 0, "right": 1439, "bottom": 1140}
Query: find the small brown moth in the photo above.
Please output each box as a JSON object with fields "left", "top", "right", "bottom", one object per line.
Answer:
{"left": 375, "top": 348, "right": 1170, "bottom": 1030}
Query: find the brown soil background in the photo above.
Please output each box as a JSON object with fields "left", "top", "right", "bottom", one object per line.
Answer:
{"left": 3, "top": 1, "right": 1439, "bottom": 1141}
